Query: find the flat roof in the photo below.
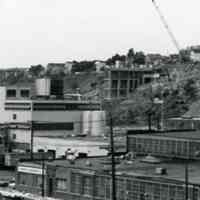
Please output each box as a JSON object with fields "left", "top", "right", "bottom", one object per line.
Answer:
{"left": 128, "top": 130, "right": 200, "bottom": 140}
{"left": 5, "top": 99, "right": 100, "bottom": 104}
{"left": 46, "top": 156, "right": 200, "bottom": 185}
{"left": 109, "top": 67, "right": 159, "bottom": 72}
{"left": 35, "top": 136, "right": 110, "bottom": 143}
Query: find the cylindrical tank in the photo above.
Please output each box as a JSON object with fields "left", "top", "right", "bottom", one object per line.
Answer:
{"left": 90, "top": 111, "right": 106, "bottom": 136}
{"left": 82, "top": 111, "right": 93, "bottom": 135}
{"left": 35, "top": 78, "right": 51, "bottom": 96}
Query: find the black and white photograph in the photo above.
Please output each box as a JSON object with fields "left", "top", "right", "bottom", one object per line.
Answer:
{"left": 0, "top": 0, "right": 199, "bottom": 199}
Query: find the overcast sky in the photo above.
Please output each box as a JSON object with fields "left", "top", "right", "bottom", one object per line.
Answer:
{"left": 0, "top": 0, "right": 199, "bottom": 67}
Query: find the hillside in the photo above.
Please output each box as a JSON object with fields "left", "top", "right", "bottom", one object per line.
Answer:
{"left": 63, "top": 72, "right": 101, "bottom": 95}
{"left": 2, "top": 62, "right": 200, "bottom": 128}
{"left": 112, "top": 62, "right": 200, "bottom": 126}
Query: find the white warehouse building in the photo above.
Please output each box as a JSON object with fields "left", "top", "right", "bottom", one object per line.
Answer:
{"left": 0, "top": 78, "right": 107, "bottom": 155}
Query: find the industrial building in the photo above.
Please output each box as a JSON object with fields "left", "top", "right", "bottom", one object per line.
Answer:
{"left": 103, "top": 66, "right": 163, "bottom": 100}
{"left": 16, "top": 156, "right": 200, "bottom": 200}
{"left": 127, "top": 131, "right": 200, "bottom": 159}
{"left": 0, "top": 78, "right": 106, "bottom": 156}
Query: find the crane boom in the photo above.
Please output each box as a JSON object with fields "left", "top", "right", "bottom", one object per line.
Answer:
{"left": 152, "top": 0, "right": 181, "bottom": 52}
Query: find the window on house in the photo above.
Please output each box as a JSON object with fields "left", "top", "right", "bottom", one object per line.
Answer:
{"left": 13, "top": 114, "right": 17, "bottom": 120}
{"left": 20, "top": 89, "right": 30, "bottom": 98}
{"left": 6, "top": 89, "right": 16, "bottom": 98}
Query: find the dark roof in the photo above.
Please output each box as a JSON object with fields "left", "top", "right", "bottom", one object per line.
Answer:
{"left": 46, "top": 156, "right": 200, "bottom": 185}
{"left": 128, "top": 130, "right": 200, "bottom": 140}
{"left": 47, "top": 63, "right": 65, "bottom": 67}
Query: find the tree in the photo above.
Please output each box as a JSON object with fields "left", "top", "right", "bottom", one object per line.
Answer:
{"left": 126, "top": 48, "right": 135, "bottom": 67}
{"left": 183, "top": 78, "right": 198, "bottom": 102}
{"left": 105, "top": 54, "right": 126, "bottom": 66}
{"left": 134, "top": 51, "right": 146, "bottom": 65}
{"left": 71, "top": 61, "right": 96, "bottom": 73}
{"left": 29, "top": 64, "right": 45, "bottom": 77}
{"left": 127, "top": 48, "right": 135, "bottom": 59}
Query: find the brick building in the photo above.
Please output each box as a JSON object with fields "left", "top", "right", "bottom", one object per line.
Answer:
{"left": 16, "top": 156, "right": 200, "bottom": 200}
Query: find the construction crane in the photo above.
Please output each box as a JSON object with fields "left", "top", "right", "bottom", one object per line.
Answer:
{"left": 151, "top": 0, "right": 181, "bottom": 53}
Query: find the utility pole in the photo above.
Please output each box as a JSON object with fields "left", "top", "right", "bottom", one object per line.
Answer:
{"left": 185, "top": 161, "right": 188, "bottom": 200}
{"left": 41, "top": 153, "right": 45, "bottom": 197}
{"left": 185, "top": 142, "right": 189, "bottom": 200}
{"left": 109, "top": 112, "right": 116, "bottom": 200}
{"left": 30, "top": 120, "right": 34, "bottom": 160}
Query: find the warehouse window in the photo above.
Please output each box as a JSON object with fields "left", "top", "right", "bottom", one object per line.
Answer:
{"left": 33, "top": 122, "right": 74, "bottom": 131}
{"left": 82, "top": 176, "right": 92, "bottom": 196}
{"left": 12, "top": 134, "right": 16, "bottom": 140}
{"left": 19, "top": 173, "right": 33, "bottom": 186}
{"left": 71, "top": 173, "right": 82, "bottom": 194}
{"left": 36, "top": 175, "right": 42, "bottom": 187}
{"left": 56, "top": 178, "right": 67, "bottom": 190}
{"left": 19, "top": 173, "right": 27, "bottom": 185}
{"left": 6, "top": 89, "right": 16, "bottom": 98}
{"left": 94, "top": 176, "right": 105, "bottom": 198}
{"left": 105, "top": 177, "right": 111, "bottom": 199}
{"left": 13, "top": 114, "right": 17, "bottom": 120}
{"left": 20, "top": 89, "right": 30, "bottom": 98}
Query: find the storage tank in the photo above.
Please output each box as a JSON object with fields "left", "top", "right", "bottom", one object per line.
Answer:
{"left": 35, "top": 78, "right": 51, "bottom": 96}
{"left": 90, "top": 111, "right": 106, "bottom": 136}
{"left": 82, "top": 111, "right": 93, "bottom": 135}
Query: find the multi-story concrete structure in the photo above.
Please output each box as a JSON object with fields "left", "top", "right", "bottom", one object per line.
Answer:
{"left": 103, "top": 67, "right": 162, "bottom": 100}
{"left": 16, "top": 156, "right": 200, "bottom": 200}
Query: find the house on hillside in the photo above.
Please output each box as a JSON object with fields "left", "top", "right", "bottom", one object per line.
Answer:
{"left": 190, "top": 47, "right": 200, "bottom": 62}
{"left": 166, "top": 100, "right": 200, "bottom": 130}
{"left": 64, "top": 61, "right": 73, "bottom": 74}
